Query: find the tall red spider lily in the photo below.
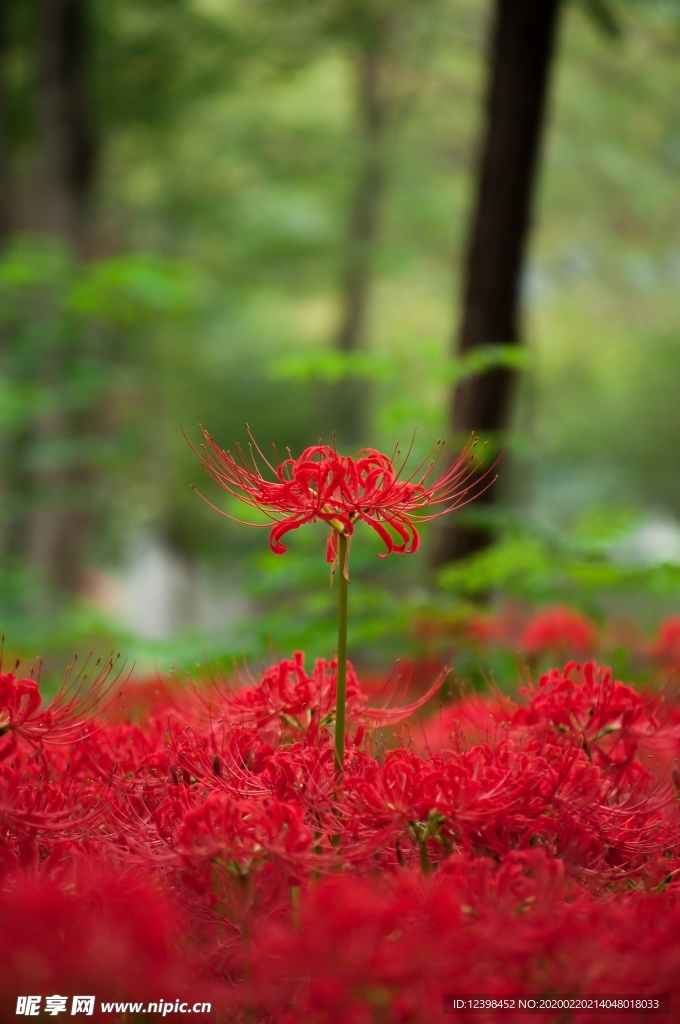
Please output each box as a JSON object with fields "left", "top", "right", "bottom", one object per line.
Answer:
{"left": 186, "top": 426, "right": 498, "bottom": 563}
{"left": 186, "top": 425, "right": 498, "bottom": 770}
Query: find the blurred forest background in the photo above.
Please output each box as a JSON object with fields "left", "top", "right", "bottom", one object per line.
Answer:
{"left": 2, "top": 0, "right": 680, "bottom": 686}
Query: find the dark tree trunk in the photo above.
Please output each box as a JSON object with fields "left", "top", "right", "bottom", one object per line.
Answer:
{"left": 330, "top": 41, "right": 388, "bottom": 446}
{"left": 35, "top": 0, "right": 96, "bottom": 242}
{"left": 0, "top": 0, "right": 16, "bottom": 563}
{"left": 0, "top": 0, "right": 10, "bottom": 242}
{"left": 435, "top": 0, "right": 562, "bottom": 565}
{"left": 27, "top": 0, "right": 97, "bottom": 595}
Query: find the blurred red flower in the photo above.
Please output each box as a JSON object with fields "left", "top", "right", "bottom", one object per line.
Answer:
{"left": 519, "top": 605, "right": 598, "bottom": 657}
{"left": 652, "top": 615, "right": 680, "bottom": 665}
{"left": 0, "top": 864, "right": 207, "bottom": 1016}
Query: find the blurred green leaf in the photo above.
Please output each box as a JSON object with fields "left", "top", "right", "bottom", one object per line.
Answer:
{"left": 269, "top": 342, "right": 531, "bottom": 387}
{"left": 570, "top": 505, "right": 643, "bottom": 552}
{"left": 576, "top": 0, "right": 623, "bottom": 39}
{"left": 441, "top": 344, "right": 533, "bottom": 384}
{"left": 437, "top": 537, "right": 554, "bottom": 600}
{"left": 437, "top": 507, "right": 680, "bottom": 607}
{"left": 0, "top": 237, "right": 74, "bottom": 293}
{"left": 269, "top": 349, "right": 395, "bottom": 383}
{"left": 68, "top": 256, "right": 198, "bottom": 324}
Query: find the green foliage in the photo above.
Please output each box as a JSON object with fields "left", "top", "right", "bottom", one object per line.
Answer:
{"left": 270, "top": 343, "right": 531, "bottom": 385}
{"left": 0, "top": 236, "right": 197, "bottom": 578}
{"left": 576, "top": 0, "right": 623, "bottom": 39}
{"left": 437, "top": 507, "right": 680, "bottom": 611}
{"left": 270, "top": 349, "right": 394, "bottom": 384}
{"left": 93, "top": 0, "right": 248, "bottom": 130}
{"left": 2, "top": 0, "right": 680, "bottom": 673}
{"left": 68, "top": 256, "right": 197, "bottom": 324}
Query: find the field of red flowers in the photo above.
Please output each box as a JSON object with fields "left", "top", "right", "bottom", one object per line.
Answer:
{"left": 3, "top": 614, "right": 680, "bottom": 1022}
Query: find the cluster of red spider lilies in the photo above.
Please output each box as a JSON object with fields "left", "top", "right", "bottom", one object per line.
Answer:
{"left": 2, "top": 649, "right": 680, "bottom": 1021}
{"left": 3, "top": 433, "right": 680, "bottom": 1021}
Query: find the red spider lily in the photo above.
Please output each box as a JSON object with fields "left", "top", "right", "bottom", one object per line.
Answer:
{"left": 167, "top": 791, "right": 315, "bottom": 887}
{"left": 652, "top": 614, "right": 680, "bottom": 665}
{"left": 0, "top": 654, "right": 121, "bottom": 761}
{"left": 0, "top": 674, "right": 42, "bottom": 760}
{"left": 512, "top": 661, "right": 678, "bottom": 778}
{"left": 184, "top": 425, "right": 495, "bottom": 769}
{"left": 519, "top": 606, "right": 598, "bottom": 657}
{"left": 186, "top": 426, "right": 497, "bottom": 558}
{"left": 165, "top": 653, "right": 447, "bottom": 743}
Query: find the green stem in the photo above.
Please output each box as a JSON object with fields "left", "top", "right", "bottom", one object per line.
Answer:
{"left": 418, "top": 838, "right": 431, "bottom": 877}
{"left": 335, "top": 532, "right": 349, "bottom": 771}
{"left": 289, "top": 884, "right": 300, "bottom": 929}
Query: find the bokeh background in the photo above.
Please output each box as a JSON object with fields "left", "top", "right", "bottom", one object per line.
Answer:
{"left": 2, "top": 0, "right": 680, "bottom": 689}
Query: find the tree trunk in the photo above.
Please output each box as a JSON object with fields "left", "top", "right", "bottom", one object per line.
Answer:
{"left": 435, "top": 0, "right": 562, "bottom": 565}
{"left": 35, "top": 0, "right": 96, "bottom": 242}
{"left": 0, "top": 0, "right": 9, "bottom": 242}
{"left": 27, "top": 0, "right": 97, "bottom": 595}
{"left": 0, "top": 0, "right": 16, "bottom": 563}
{"left": 330, "top": 40, "right": 388, "bottom": 447}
